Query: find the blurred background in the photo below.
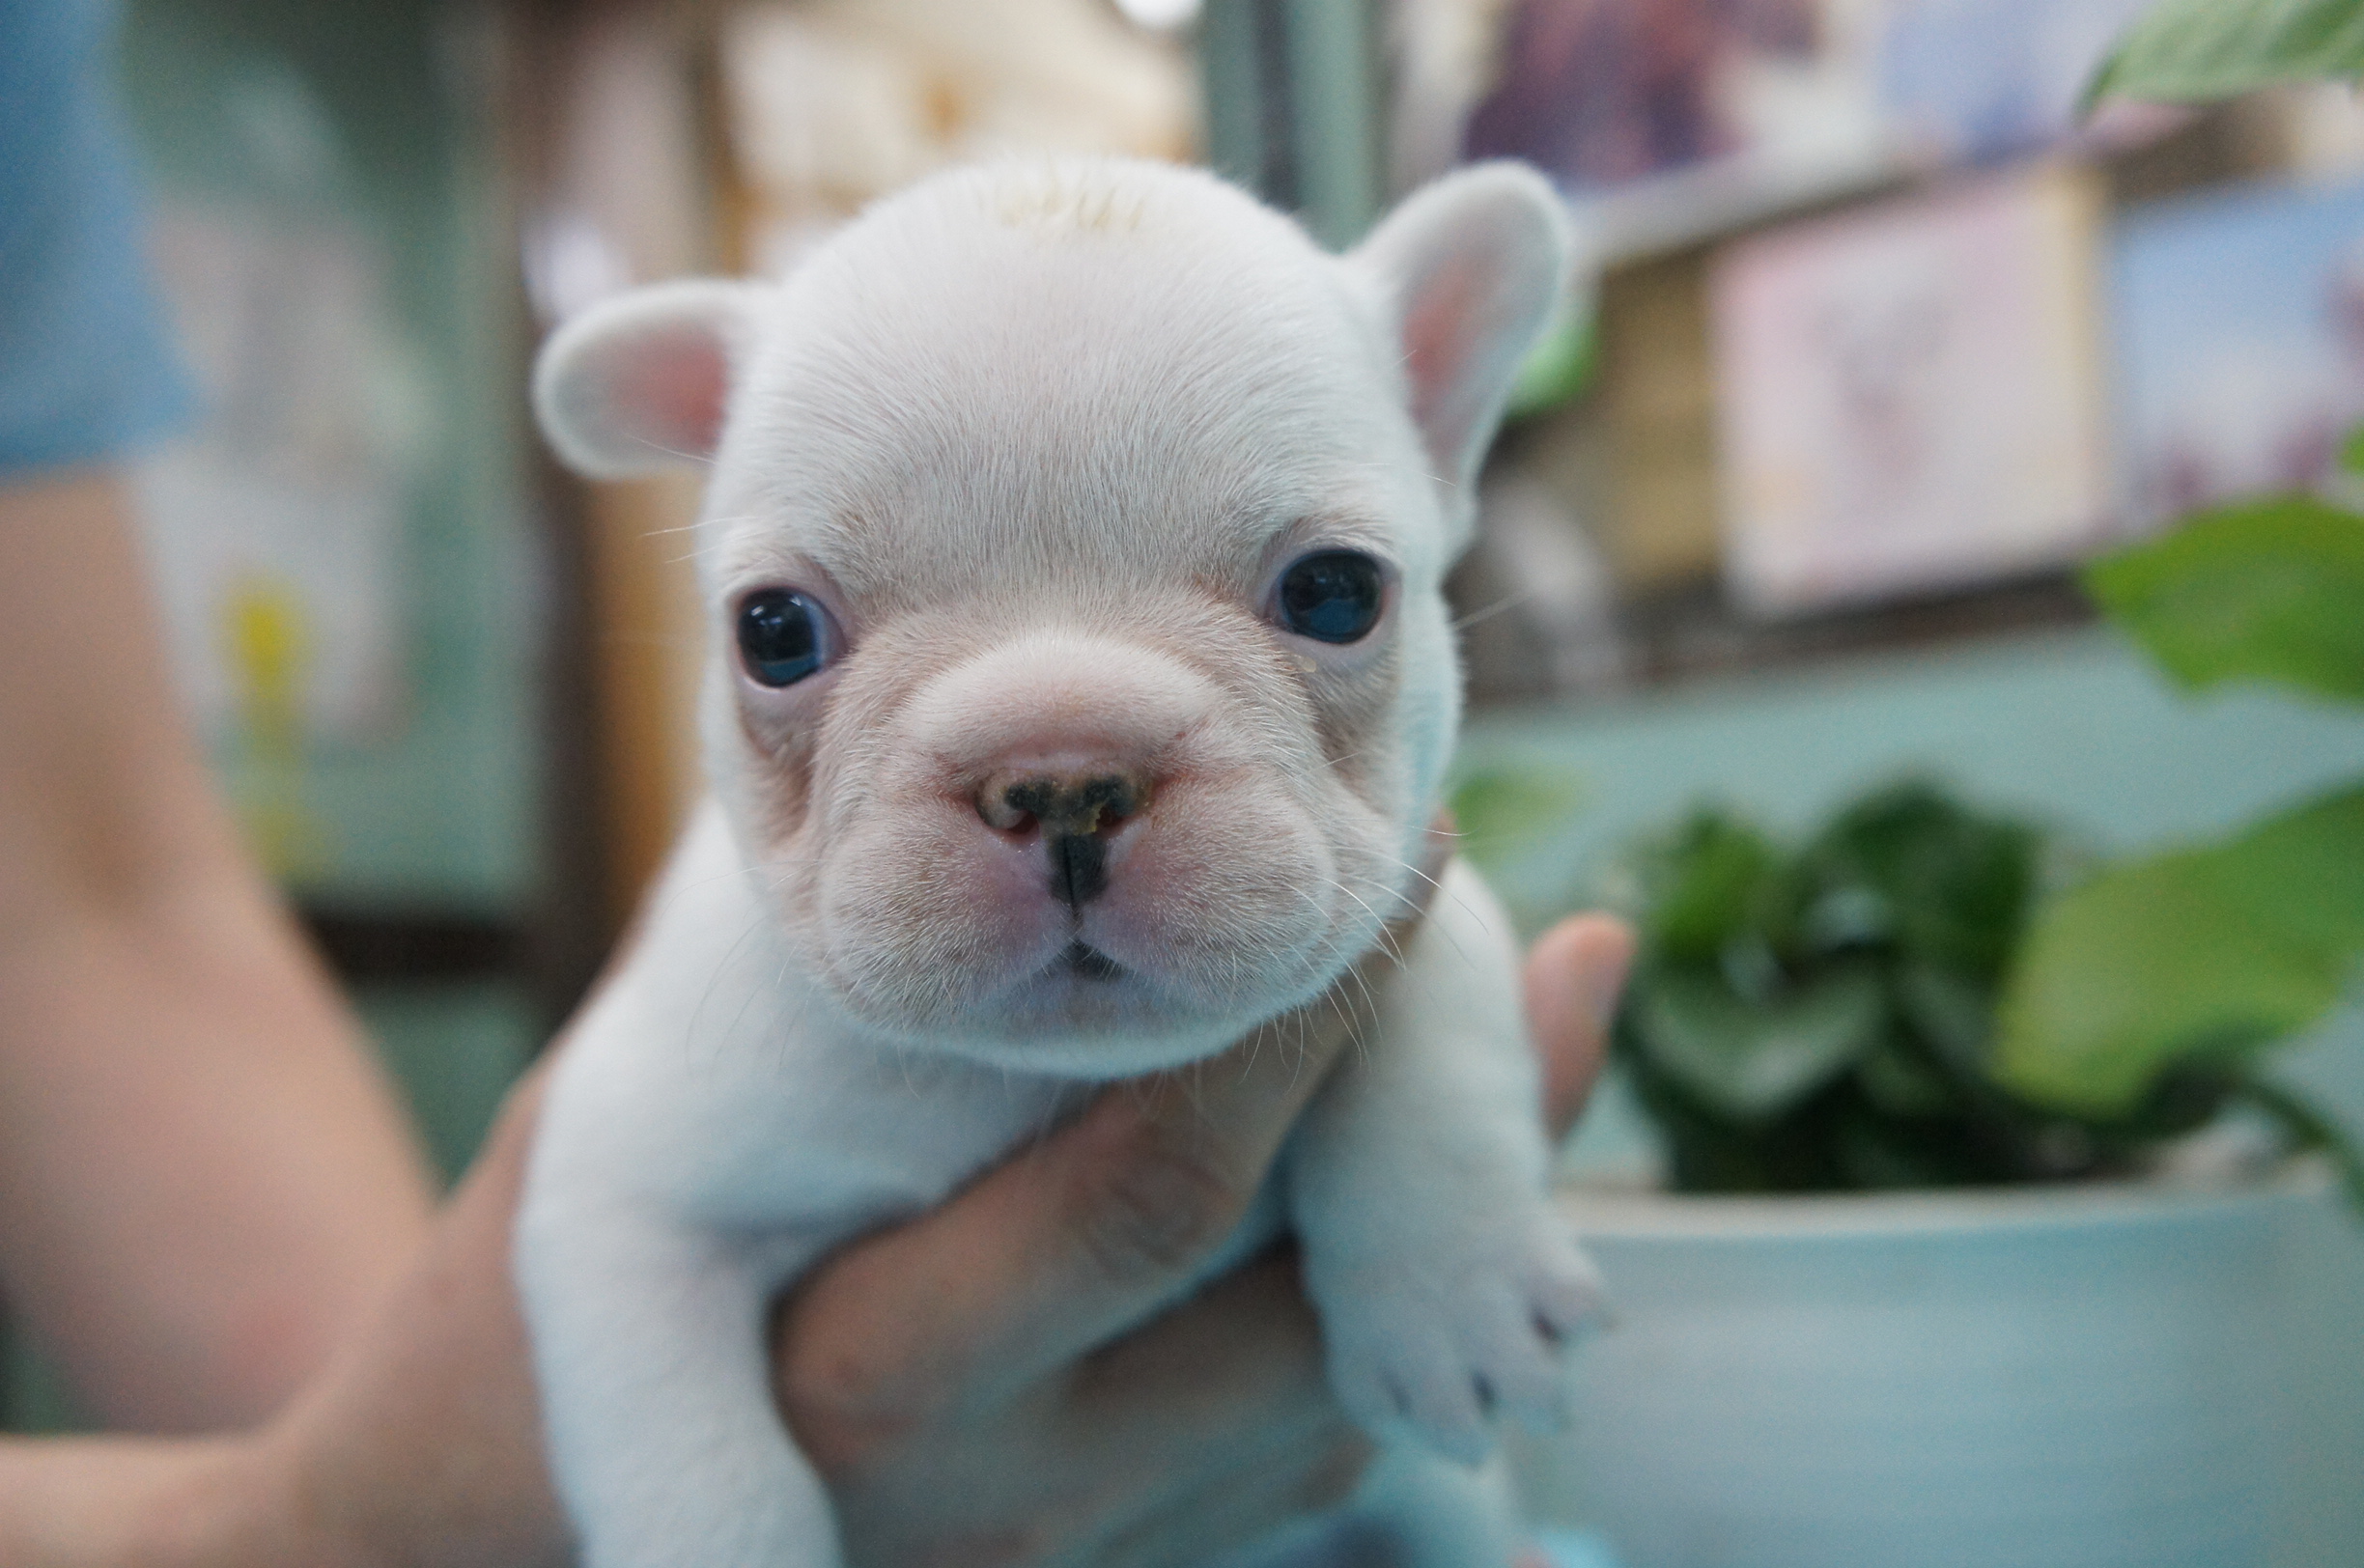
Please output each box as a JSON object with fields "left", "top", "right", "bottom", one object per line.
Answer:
{"left": 8, "top": 0, "right": 2361, "bottom": 1556}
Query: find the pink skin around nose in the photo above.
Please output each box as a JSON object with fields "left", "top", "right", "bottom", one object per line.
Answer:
{"left": 967, "top": 749, "right": 1161, "bottom": 977}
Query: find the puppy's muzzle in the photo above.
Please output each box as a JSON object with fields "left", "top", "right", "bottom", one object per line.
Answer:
{"left": 976, "top": 770, "right": 1146, "bottom": 909}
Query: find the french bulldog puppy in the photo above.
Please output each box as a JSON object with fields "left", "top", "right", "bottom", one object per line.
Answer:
{"left": 520, "top": 155, "right": 1599, "bottom": 1568}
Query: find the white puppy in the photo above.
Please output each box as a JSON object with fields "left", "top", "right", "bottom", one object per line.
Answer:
{"left": 520, "top": 155, "right": 1598, "bottom": 1568}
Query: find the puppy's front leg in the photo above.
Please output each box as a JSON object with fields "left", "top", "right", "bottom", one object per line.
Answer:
{"left": 1286, "top": 858, "right": 1606, "bottom": 1467}
{"left": 517, "top": 1194, "right": 835, "bottom": 1568}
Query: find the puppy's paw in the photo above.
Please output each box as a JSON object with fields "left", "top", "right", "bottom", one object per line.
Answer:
{"left": 1309, "top": 1208, "right": 1609, "bottom": 1466}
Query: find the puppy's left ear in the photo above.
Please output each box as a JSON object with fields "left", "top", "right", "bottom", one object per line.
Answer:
{"left": 1347, "top": 162, "right": 1571, "bottom": 508}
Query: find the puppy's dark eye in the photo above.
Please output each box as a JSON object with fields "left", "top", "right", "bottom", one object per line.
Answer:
{"left": 738, "top": 589, "right": 830, "bottom": 686}
{"left": 1277, "top": 550, "right": 1386, "bottom": 644}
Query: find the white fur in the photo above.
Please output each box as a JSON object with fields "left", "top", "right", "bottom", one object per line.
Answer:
{"left": 520, "top": 157, "right": 1596, "bottom": 1568}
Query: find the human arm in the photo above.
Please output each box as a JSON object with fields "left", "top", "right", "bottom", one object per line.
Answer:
{"left": 0, "top": 470, "right": 439, "bottom": 1431}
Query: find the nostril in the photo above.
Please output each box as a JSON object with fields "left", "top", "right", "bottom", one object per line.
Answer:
{"left": 975, "top": 770, "right": 1146, "bottom": 838}
{"left": 1069, "top": 774, "right": 1141, "bottom": 831}
{"left": 1004, "top": 778, "right": 1062, "bottom": 830}
{"left": 977, "top": 779, "right": 1038, "bottom": 833}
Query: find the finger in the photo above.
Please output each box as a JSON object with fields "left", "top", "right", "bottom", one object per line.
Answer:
{"left": 822, "top": 1263, "right": 1347, "bottom": 1568}
{"left": 1042, "top": 916, "right": 1634, "bottom": 1481}
{"left": 1088, "top": 1414, "right": 1372, "bottom": 1568}
{"left": 1523, "top": 913, "right": 1635, "bottom": 1138}
{"left": 776, "top": 968, "right": 1381, "bottom": 1462}
{"left": 1041, "top": 1251, "right": 1374, "bottom": 1568}
{"left": 1055, "top": 1248, "right": 1332, "bottom": 1470}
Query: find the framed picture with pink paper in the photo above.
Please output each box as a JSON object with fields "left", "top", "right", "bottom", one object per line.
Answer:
{"left": 1707, "top": 167, "right": 2113, "bottom": 617}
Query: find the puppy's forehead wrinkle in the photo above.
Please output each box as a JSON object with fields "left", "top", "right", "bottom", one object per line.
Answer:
{"left": 722, "top": 435, "right": 1405, "bottom": 614}
{"left": 714, "top": 461, "right": 1399, "bottom": 626}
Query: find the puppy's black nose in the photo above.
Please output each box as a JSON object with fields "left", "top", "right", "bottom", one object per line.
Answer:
{"left": 976, "top": 770, "right": 1146, "bottom": 908}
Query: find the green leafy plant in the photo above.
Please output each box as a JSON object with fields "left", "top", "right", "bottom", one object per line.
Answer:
{"left": 1603, "top": 500, "right": 2364, "bottom": 1199}
{"left": 1606, "top": 782, "right": 2244, "bottom": 1192}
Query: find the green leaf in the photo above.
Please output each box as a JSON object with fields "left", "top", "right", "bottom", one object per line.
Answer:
{"left": 1856, "top": 1034, "right": 1957, "bottom": 1117}
{"left": 1631, "top": 962, "right": 1886, "bottom": 1125}
{"left": 1997, "top": 786, "right": 2364, "bottom": 1114}
{"left": 2087, "top": 0, "right": 2364, "bottom": 108}
{"left": 1618, "top": 810, "right": 1782, "bottom": 962}
{"left": 2085, "top": 495, "right": 2364, "bottom": 704}
{"left": 2343, "top": 422, "right": 2364, "bottom": 476}
{"left": 2238, "top": 1077, "right": 2364, "bottom": 1213}
{"left": 1449, "top": 767, "right": 1587, "bottom": 877}
{"left": 1802, "top": 781, "right": 2041, "bottom": 975}
{"left": 1893, "top": 962, "right": 1995, "bottom": 1069}
{"left": 1619, "top": 1042, "right": 1848, "bottom": 1191}
{"left": 1833, "top": 1106, "right": 1984, "bottom": 1190}
{"left": 1506, "top": 305, "right": 1598, "bottom": 419}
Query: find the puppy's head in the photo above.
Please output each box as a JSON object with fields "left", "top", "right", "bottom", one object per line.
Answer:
{"left": 537, "top": 159, "right": 1565, "bottom": 1076}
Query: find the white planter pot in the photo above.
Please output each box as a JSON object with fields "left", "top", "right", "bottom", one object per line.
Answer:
{"left": 1512, "top": 1164, "right": 2333, "bottom": 1568}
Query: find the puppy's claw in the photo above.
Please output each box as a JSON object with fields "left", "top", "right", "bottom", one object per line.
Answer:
{"left": 1309, "top": 1212, "right": 1604, "bottom": 1467}
{"left": 1531, "top": 1247, "right": 1616, "bottom": 1344}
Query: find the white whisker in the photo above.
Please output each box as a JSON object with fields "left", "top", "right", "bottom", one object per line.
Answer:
{"left": 1452, "top": 592, "right": 1532, "bottom": 632}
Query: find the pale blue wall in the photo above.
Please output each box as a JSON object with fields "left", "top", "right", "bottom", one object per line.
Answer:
{"left": 1462, "top": 627, "right": 2363, "bottom": 919}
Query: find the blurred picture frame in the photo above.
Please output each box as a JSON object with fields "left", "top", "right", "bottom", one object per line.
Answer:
{"left": 1708, "top": 165, "right": 2112, "bottom": 616}
{"left": 1456, "top": 0, "right": 1897, "bottom": 253}
{"left": 135, "top": 201, "right": 418, "bottom": 745}
{"left": 1873, "top": 0, "right": 2169, "bottom": 165}
{"left": 2110, "top": 175, "right": 2364, "bottom": 532}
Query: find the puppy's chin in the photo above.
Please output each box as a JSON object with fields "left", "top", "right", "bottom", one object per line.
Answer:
{"left": 821, "top": 927, "right": 1346, "bottom": 1079}
{"left": 810, "top": 849, "right": 1373, "bottom": 1078}
{"left": 927, "top": 965, "right": 1271, "bottom": 1078}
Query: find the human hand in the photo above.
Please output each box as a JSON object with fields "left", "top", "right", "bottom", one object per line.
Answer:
{"left": 774, "top": 910, "right": 1637, "bottom": 1568}
{"left": 55, "top": 908, "right": 1629, "bottom": 1568}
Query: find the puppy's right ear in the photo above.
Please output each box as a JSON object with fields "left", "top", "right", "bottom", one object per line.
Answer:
{"left": 1346, "top": 163, "right": 1571, "bottom": 507}
{"left": 533, "top": 279, "right": 768, "bottom": 480}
